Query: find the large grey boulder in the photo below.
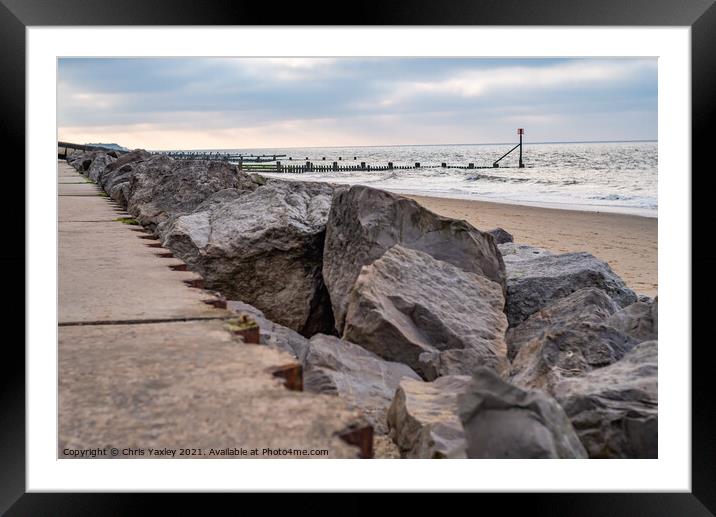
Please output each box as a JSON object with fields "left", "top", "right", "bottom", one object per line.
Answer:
{"left": 226, "top": 300, "right": 310, "bottom": 360}
{"left": 304, "top": 334, "right": 421, "bottom": 433}
{"left": 605, "top": 296, "right": 658, "bottom": 342}
{"left": 323, "top": 185, "right": 506, "bottom": 333}
{"left": 162, "top": 180, "right": 338, "bottom": 336}
{"left": 506, "top": 288, "right": 620, "bottom": 360}
{"left": 553, "top": 340, "right": 658, "bottom": 458}
{"left": 342, "top": 245, "right": 508, "bottom": 380}
{"left": 498, "top": 242, "right": 552, "bottom": 262}
{"left": 126, "top": 158, "right": 255, "bottom": 231}
{"left": 387, "top": 375, "right": 470, "bottom": 458}
{"left": 68, "top": 150, "right": 103, "bottom": 172}
{"left": 508, "top": 318, "right": 637, "bottom": 394}
{"left": 417, "top": 348, "right": 507, "bottom": 381}
{"left": 503, "top": 251, "right": 637, "bottom": 327}
{"left": 458, "top": 368, "right": 587, "bottom": 458}
{"left": 487, "top": 227, "right": 513, "bottom": 244}
{"left": 85, "top": 153, "right": 117, "bottom": 182}
{"left": 96, "top": 149, "right": 153, "bottom": 206}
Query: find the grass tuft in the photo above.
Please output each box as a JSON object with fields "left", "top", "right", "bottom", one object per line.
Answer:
{"left": 115, "top": 217, "right": 140, "bottom": 225}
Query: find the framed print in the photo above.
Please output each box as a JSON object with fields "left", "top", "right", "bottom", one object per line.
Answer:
{"left": 4, "top": 0, "right": 715, "bottom": 513}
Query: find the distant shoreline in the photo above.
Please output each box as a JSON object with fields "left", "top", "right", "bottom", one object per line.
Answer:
{"left": 389, "top": 188, "right": 658, "bottom": 219}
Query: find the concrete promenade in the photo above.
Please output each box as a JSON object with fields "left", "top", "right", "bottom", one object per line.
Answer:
{"left": 57, "top": 161, "right": 361, "bottom": 458}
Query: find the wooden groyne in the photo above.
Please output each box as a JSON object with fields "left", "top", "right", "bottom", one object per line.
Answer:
{"left": 150, "top": 128, "right": 530, "bottom": 172}
{"left": 238, "top": 161, "right": 519, "bottom": 173}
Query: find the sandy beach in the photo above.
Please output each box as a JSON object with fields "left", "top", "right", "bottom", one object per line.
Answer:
{"left": 405, "top": 195, "right": 658, "bottom": 297}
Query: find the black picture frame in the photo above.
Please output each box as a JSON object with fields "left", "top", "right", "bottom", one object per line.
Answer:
{"left": 3, "top": 0, "right": 714, "bottom": 513}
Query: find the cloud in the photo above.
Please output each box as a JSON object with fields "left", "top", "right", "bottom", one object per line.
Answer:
{"left": 379, "top": 59, "right": 656, "bottom": 105}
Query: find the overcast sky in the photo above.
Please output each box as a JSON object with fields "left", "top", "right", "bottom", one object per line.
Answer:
{"left": 57, "top": 57, "right": 657, "bottom": 150}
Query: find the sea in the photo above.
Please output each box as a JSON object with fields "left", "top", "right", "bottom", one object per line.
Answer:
{"left": 209, "top": 141, "right": 658, "bottom": 217}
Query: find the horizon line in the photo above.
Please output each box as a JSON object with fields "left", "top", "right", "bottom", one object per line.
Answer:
{"left": 144, "top": 138, "right": 657, "bottom": 153}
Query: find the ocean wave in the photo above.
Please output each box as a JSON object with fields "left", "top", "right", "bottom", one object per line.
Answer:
{"left": 465, "top": 173, "right": 530, "bottom": 183}
{"left": 590, "top": 194, "right": 634, "bottom": 201}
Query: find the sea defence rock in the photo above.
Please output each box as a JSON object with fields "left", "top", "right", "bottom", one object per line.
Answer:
{"left": 86, "top": 153, "right": 117, "bottom": 182}
{"left": 503, "top": 250, "right": 637, "bottom": 327}
{"left": 323, "top": 185, "right": 506, "bottom": 333}
{"left": 498, "top": 242, "right": 552, "bottom": 262}
{"left": 226, "top": 300, "right": 311, "bottom": 360}
{"left": 125, "top": 157, "right": 257, "bottom": 231}
{"left": 68, "top": 150, "right": 103, "bottom": 172}
{"left": 387, "top": 375, "right": 470, "bottom": 458}
{"left": 162, "top": 180, "right": 338, "bottom": 336}
{"left": 96, "top": 149, "right": 153, "bottom": 205}
{"left": 342, "top": 245, "right": 508, "bottom": 380}
{"left": 458, "top": 368, "right": 587, "bottom": 459}
{"left": 553, "top": 340, "right": 658, "bottom": 458}
{"left": 416, "top": 348, "right": 507, "bottom": 382}
{"left": 304, "top": 334, "right": 421, "bottom": 433}
{"left": 508, "top": 313, "right": 637, "bottom": 394}
{"left": 506, "top": 288, "right": 620, "bottom": 361}
{"left": 487, "top": 227, "right": 514, "bottom": 244}
{"left": 605, "top": 296, "right": 658, "bottom": 342}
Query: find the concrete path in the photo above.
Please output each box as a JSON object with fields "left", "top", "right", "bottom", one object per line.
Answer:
{"left": 58, "top": 161, "right": 362, "bottom": 458}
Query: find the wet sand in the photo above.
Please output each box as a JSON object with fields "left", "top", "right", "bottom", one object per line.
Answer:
{"left": 405, "top": 195, "right": 658, "bottom": 297}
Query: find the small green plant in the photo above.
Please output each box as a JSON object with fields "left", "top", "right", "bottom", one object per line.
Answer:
{"left": 226, "top": 315, "right": 259, "bottom": 331}
{"left": 115, "top": 217, "right": 140, "bottom": 225}
{"left": 98, "top": 192, "right": 109, "bottom": 197}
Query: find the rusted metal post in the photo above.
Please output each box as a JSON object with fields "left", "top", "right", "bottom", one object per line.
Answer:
{"left": 337, "top": 423, "right": 374, "bottom": 459}
{"left": 227, "top": 315, "right": 260, "bottom": 344}
{"left": 268, "top": 363, "right": 303, "bottom": 391}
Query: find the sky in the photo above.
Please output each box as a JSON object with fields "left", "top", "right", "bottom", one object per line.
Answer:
{"left": 57, "top": 57, "right": 657, "bottom": 150}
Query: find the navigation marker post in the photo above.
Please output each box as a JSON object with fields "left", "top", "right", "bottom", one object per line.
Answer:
{"left": 518, "top": 128, "right": 525, "bottom": 168}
